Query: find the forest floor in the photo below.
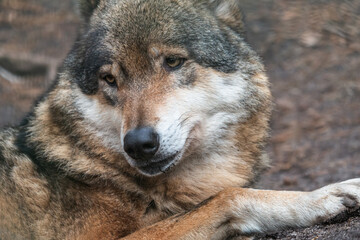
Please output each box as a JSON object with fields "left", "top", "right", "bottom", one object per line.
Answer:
{"left": 0, "top": 0, "right": 359, "bottom": 239}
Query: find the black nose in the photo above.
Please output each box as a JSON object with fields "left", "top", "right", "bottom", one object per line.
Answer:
{"left": 124, "top": 127, "right": 160, "bottom": 161}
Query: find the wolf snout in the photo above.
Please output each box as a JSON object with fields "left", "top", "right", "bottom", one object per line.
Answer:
{"left": 123, "top": 127, "right": 160, "bottom": 161}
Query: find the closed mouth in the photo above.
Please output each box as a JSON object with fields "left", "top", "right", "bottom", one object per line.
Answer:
{"left": 135, "top": 123, "right": 200, "bottom": 176}
{"left": 138, "top": 153, "right": 178, "bottom": 176}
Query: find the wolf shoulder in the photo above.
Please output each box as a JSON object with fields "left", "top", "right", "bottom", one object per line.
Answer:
{"left": 0, "top": 127, "right": 35, "bottom": 239}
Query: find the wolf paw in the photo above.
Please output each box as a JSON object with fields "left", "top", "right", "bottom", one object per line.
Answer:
{"left": 334, "top": 178, "right": 360, "bottom": 209}
{"left": 311, "top": 178, "right": 360, "bottom": 221}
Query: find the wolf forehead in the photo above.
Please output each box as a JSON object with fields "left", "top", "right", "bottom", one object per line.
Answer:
{"left": 65, "top": 0, "right": 249, "bottom": 94}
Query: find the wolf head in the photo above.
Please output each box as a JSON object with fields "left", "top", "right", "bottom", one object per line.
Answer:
{"left": 54, "top": 0, "right": 270, "bottom": 177}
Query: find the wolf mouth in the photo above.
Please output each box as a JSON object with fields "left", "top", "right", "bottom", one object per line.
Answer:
{"left": 138, "top": 153, "right": 179, "bottom": 176}
{"left": 135, "top": 123, "right": 200, "bottom": 176}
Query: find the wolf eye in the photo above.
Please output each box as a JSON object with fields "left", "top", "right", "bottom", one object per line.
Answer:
{"left": 102, "top": 74, "right": 117, "bottom": 87}
{"left": 164, "top": 57, "right": 185, "bottom": 71}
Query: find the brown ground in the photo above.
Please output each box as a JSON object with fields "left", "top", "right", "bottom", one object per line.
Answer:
{"left": 0, "top": 0, "right": 359, "bottom": 239}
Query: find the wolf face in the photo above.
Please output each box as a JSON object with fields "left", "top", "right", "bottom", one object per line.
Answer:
{"left": 61, "top": 0, "right": 268, "bottom": 176}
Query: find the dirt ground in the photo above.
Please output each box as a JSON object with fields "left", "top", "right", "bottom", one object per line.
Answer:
{"left": 0, "top": 0, "right": 359, "bottom": 239}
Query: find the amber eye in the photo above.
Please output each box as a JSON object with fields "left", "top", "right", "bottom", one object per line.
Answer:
{"left": 164, "top": 57, "right": 185, "bottom": 71}
{"left": 102, "top": 74, "right": 117, "bottom": 87}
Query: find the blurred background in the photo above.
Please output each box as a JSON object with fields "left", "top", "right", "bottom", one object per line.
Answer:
{"left": 0, "top": 0, "right": 359, "bottom": 239}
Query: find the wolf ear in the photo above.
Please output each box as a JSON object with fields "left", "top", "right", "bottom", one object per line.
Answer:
{"left": 208, "top": 0, "right": 245, "bottom": 35}
{"left": 79, "top": 0, "right": 101, "bottom": 21}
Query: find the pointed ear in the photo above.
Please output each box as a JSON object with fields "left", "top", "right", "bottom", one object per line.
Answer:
{"left": 79, "top": 0, "right": 101, "bottom": 22}
{"left": 209, "top": 0, "right": 245, "bottom": 35}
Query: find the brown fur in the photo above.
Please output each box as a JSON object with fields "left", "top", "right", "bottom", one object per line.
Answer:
{"left": 1, "top": 0, "right": 359, "bottom": 239}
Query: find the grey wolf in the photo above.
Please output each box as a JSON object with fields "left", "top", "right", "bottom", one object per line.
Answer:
{"left": 0, "top": 0, "right": 359, "bottom": 239}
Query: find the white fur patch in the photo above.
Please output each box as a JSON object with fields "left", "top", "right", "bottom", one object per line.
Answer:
{"left": 74, "top": 91, "right": 123, "bottom": 153}
{"left": 154, "top": 70, "right": 252, "bottom": 158}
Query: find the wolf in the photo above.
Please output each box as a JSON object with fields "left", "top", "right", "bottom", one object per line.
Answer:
{"left": 0, "top": 0, "right": 359, "bottom": 239}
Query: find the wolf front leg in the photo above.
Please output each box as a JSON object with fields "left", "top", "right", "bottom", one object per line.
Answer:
{"left": 123, "top": 178, "right": 360, "bottom": 240}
